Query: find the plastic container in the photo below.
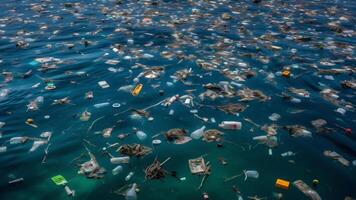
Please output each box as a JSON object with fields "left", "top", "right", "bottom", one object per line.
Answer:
{"left": 219, "top": 121, "right": 242, "bottom": 130}
{"left": 132, "top": 84, "right": 143, "bottom": 96}
{"left": 243, "top": 170, "right": 259, "bottom": 181}
{"left": 136, "top": 131, "right": 147, "bottom": 141}
{"left": 190, "top": 126, "right": 206, "bottom": 139}
{"left": 276, "top": 179, "right": 290, "bottom": 189}
{"left": 110, "top": 156, "right": 130, "bottom": 164}
{"left": 125, "top": 183, "right": 137, "bottom": 200}
{"left": 112, "top": 165, "right": 123, "bottom": 175}
{"left": 98, "top": 80, "right": 110, "bottom": 88}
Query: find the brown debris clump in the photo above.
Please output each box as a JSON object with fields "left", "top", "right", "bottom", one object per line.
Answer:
{"left": 217, "top": 103, "right": 247, "bottom": 115}
{"left": 283, "top": 125, "right": 311, "bottom": 137}
{"left": 117, "top": 144, "right": 152, "bottom": 157}
{"left": 165, "top": 128, "right": 187, "bottom": 141}
{"left": 237, "top": 88, "right": 269, "bottom": 102}
{"left": 203, "top": 129, "right": 224, "bottom": 142}
{"left": 144, "top": 159, "right": 167, "bottom": 180}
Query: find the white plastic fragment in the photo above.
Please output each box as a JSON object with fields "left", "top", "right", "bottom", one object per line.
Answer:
{"left": 268, "top": 113, "right": 280, "bottom": 121}
{"left": 281, "top": 151, "right": 296, "bottom": 157}
{"left": 336, "top": 108, "right": 346, "bottom": 115}
{"left": 9, "top": 137, "right": 27, "bottom": 144}
{"left": 29, "top": 140, "right": 47, "bottom": 152}
{"left": 98, "top": 81, "right": 110, "bottom": 88}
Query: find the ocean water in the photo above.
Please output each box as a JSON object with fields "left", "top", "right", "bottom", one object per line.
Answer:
{"left": 0, "top": 0, "right": 355, "bottom": 200}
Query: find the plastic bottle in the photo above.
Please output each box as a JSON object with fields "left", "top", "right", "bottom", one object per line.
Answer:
{"left": 219, "top": 121, "right": 242, "bottom": 130}
{"left": 93, "top": 102, "right": 110, "bottom": 108}
{"left": 190, "top": 126, "right": 206, "bottom": 139}
{"left": 243, "top": 170, "right": 259, "bottom": 181}
{"left": 64, "top": 185, "right": 75, "bottom": 196}
{"left": 125, "top": 183, "right": 137, "bottom": 200}
{"left": 253, "top": 135, "right": 267, "bottom": 142}
{"left": 110, "top": 156, "right": 130, "bottom": 164}
{"left": 125, "top": 172, "right": 134, "bottom": 181}
{"left": 112, "top": 165, "right": 123, "bottom": 175}
{"left": 136, "top": 131, "right": 147, "bottom": 141}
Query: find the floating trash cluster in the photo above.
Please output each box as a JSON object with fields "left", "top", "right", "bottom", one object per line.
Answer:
{"left": 0, "top": 0, "right": 355, "bottom": 200}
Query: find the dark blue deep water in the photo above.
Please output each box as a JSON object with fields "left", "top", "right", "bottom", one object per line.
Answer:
{"left": 0, "top": 0, "right": 355, "bottom": 200}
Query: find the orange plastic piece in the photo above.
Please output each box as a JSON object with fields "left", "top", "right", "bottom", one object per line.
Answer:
{"left": 282, "top": 70, "right": 290, "bottom": 77}
{"left": 275, "top": 178, "right": 290, "bottom": 190}
{"left": 132, "top": 84, "right": 143, "bottom": 96}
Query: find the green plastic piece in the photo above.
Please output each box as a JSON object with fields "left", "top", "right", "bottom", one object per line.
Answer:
{"left": 51, "top": 175, "right": 68, "bottom": 186}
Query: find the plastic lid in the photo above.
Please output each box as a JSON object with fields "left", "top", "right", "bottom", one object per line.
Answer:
{"left": 152, "top": 139, "right": 162, "bottom": 145}
{"left": 112, "top": 103, "right": 121, "bottom": 108}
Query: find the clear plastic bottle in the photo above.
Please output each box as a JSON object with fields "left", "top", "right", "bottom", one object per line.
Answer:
{"left": 219, "top": 121, "right": 242, "bottom": 130}
{"left": 125, "top": 183, "right": 137, "bottom": 200}
{"left": 125, "top": 172, "right": 134, "bottom": 181}
{"left": 112, "top": 165, "right": 123, "bottom": 175}
{"left": 136, "top": 131, "right": 147, "bottom": 141}
{"left": 190, "top": 126, "right": 206, "bottom": 139}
